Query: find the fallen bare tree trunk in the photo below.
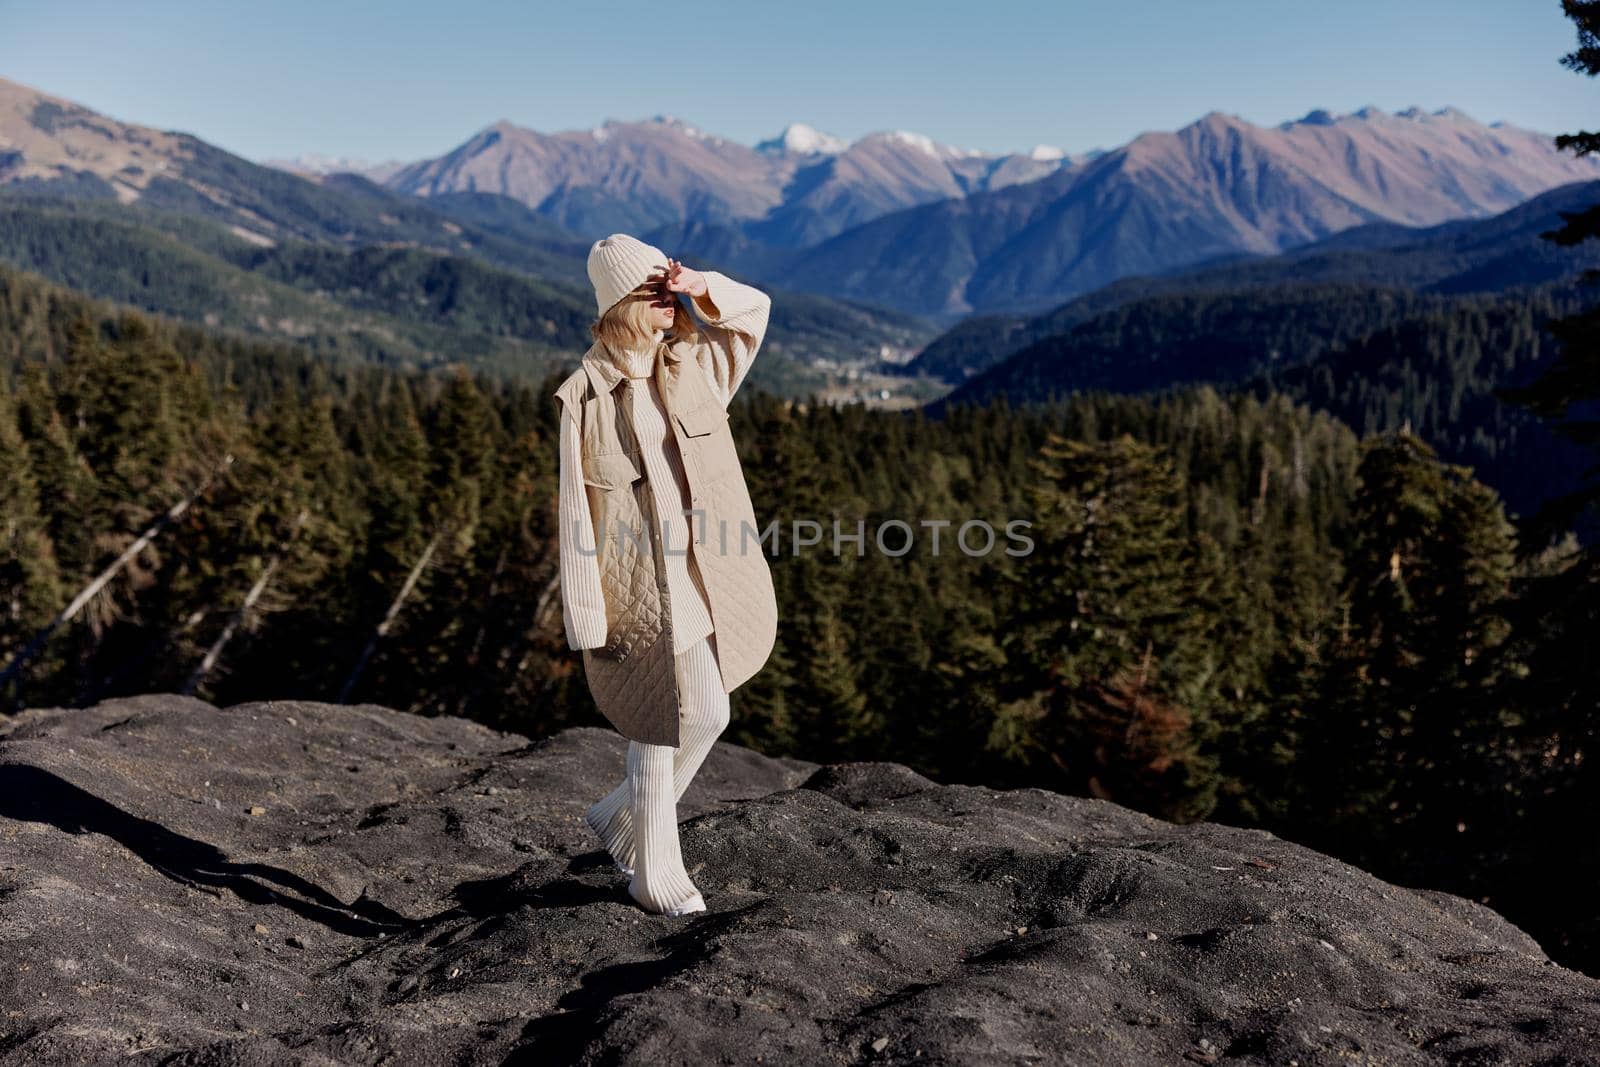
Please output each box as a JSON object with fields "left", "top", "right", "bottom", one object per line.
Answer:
{"left": 0, "top": 455, "right": 236, "bottom": 697}
{"left": 337, "top": 532, "right": 440, "bottom": 703}
{"left": 182, "top": 508, "right": 310, "bottom": 696}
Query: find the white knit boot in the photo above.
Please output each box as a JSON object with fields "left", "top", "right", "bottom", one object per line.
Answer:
{"left": 584, "top": 635, "right": 728, "bottom": 877}
{"left": 624, "top": 740, "right": 707, "bottom": 916}
{"left": 585, "top": 636, "right": 728, "bottom": 912}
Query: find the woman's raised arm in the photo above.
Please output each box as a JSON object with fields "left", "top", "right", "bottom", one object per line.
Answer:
{"left": 685, "top": 270, "right": 772, "bottom": 409}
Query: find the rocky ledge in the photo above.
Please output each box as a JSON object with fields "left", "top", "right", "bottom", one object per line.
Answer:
{"left": 1, "top": 695, "right": 1596, "bottom": 1065}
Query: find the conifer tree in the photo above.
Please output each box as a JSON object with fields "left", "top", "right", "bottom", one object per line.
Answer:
{"left": 1495, "top": 0, "right": 1600, "bottom": 535}
{"left": 1450, "top": 2, "right": 1600, "bottom": 964}
{"left": 1309, "top": 430, "right": 1517, "bottom": 866}
{"left": 716, "top": 398, "right": 798, "bottom": 753}
{"left": 0, "top": 380, "right": 59, "bottom": 677}
{"left": 993, "top": 432, "right": 1215, "bottom": 818}
{"left": 426, "top": 368, "right": 498, "bottom": 542}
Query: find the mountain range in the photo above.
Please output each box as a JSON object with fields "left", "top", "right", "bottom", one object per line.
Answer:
{"left": 762, "top": 107, "right": 1600, "bottom": 319}
{"left": 3, "top": 73, "right": 1594, "bottom": 325}
{"left": 381, "top": 116, "right": 1083, "bottom": 249}
{"left": 330, "top": 103, "right": 1596, "bottom": 319}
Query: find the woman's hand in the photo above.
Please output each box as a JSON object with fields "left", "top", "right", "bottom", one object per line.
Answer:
{"left": 661, "top": 257, "right": 708, "bottom": 300}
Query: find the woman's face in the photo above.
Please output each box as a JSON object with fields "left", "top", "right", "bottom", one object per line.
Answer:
{"left": 639, "top": 274, "right": 676, "bottom": 332}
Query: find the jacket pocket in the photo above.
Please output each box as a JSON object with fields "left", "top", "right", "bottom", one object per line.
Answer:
{"left": 675, "top": 402, "right": 740, "bottom": 486}
{"left": 673, "top": 402, "right": 729, "bottom": 438}
{"left": 582, "top": 450, "right": 642, "bottom": 489}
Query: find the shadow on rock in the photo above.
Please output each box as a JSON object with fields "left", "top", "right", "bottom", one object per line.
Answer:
{"left": 0, "top": 764, "right": 413, "bottom": 938}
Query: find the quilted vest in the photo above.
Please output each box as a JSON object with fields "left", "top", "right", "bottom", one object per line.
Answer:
{"left": 554, "top": 338, "right": 779, "bottom": 746}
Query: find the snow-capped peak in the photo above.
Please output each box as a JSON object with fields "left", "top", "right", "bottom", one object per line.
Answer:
{"left": 644, "top": 114, "right": 723, "bottom": 144}
{"left": 756, "top": 122, "right": 848, "bottom": 156}
{"left": 885, "top": 129, "right": 939, "bottom": 156}
{"left": 869, "top": 129, "right": 986, "bottom": 159}
{"left": 1029, "top": 144, "right": 1066, "bottom": 161}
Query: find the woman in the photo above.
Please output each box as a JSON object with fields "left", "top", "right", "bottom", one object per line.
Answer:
{"left": 553, "top": 234, "right": 778, "bottom": 917}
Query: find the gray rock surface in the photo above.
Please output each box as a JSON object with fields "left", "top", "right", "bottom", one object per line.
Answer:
{"left": 1, "top": 694, "right": 1596, "bottom": 1065}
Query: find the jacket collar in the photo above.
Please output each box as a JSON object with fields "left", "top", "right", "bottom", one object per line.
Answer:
{"left": 582, "top": 335, "right": 682, "bottom": 395}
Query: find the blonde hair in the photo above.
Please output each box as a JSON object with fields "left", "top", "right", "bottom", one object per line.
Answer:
{"left": 589, "top": 281, "right": 703, "bottom": 360}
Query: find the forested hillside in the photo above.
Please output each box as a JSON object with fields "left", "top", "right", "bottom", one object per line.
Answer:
{"left": 1248, "top": 296, "right": 1595, "bottom": 526}
{"left": 907, "top": 179, "right": 1600, "bottom": 384}
{"left": 926, "top": 283, "right": 1590, "bottom": 527}
{"left": 0, "top": 192, "right": 939, "bottom": 394}
{"left": 3, "top": 260, "right": 1596, "bottom": 973}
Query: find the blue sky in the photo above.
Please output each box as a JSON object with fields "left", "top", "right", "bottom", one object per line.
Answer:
{"left": 1, "top": 0, "right": 1593, "bottom": 163}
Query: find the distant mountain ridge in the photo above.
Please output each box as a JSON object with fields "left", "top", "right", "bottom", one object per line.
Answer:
{"left": 0, "top": 75, "right": 590, "bottom": 279}
{"left": 314, "top": 102, "right": 1600, "bottom": 318}
{"left": 770, "top": 107, "right": 1600, "bottom": 318}
{"left": 380, "top": 115, "right": 1080, "bottom": 249}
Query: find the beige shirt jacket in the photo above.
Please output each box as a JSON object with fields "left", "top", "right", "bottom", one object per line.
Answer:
{"left": 554, "top": 269, "right": 778, "bottom": 745}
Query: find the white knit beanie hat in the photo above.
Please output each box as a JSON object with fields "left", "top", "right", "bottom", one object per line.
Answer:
{"left": 587, "top": 233, "right": 669, "bottom": 317}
